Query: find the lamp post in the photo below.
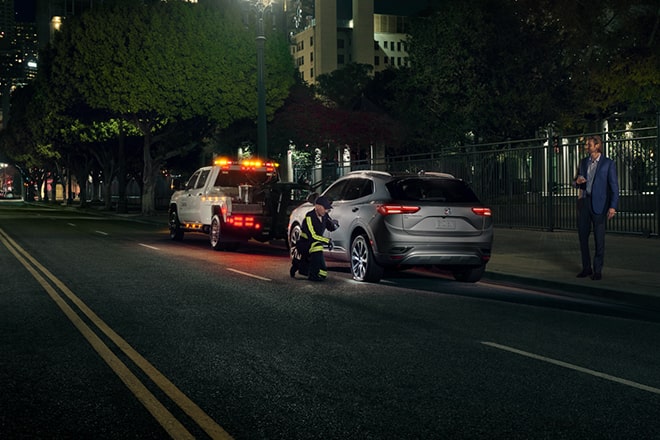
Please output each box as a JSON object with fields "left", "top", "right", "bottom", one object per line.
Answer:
{"left": 244, "top": 0, "right": 274, "bottom": 159}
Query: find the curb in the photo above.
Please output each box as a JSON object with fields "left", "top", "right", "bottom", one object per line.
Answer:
{"left": 483, "top": 271, "right": 660, "bottom": 313}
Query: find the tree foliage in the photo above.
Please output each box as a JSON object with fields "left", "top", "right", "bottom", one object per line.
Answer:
{"left": 393, "top": 0, "right": 659, "bottom": 148}
{"left": 46, "top": 0, "right": 294, "bottom": 214}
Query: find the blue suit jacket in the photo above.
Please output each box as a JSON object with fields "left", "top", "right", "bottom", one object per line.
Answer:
{"left": 577, "top": 155, "right": 619, "bottom": 215}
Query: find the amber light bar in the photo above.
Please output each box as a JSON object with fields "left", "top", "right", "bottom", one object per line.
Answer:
{"left": 213, "top": 158, "right": 279, "bottom": 169}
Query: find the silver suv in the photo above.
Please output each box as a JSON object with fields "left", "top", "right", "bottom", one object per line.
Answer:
{"left": 287, "top": 170, "right": 493, "bottom": 283}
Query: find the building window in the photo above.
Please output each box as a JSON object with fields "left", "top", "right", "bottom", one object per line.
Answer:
{"left": 397, "top": 42, "right": 401, "bottom": 51}
{"left": 374, "top": 56, "right": 380, "bottom": 66}
{"left": 374, "top": 41, "right": 379, "bottom": 50}
{"left": 310, "top": 68, "right": 314, "bottom": 78}
{"left": 310, "top": 36, "right": 313, "bottom": 46}
{"left": 337, "top": 39, "right": 345, "bottom": 49}
{"left": 384, "top": 41, "right": 388, "bottom": 49}
{"left": 397, "top": 57, "right": 401, "bottom": 66}
{"left": 338, "top": 54, "right": 345, "bottom": 64}
{"left": 384, "top": 56, "right": 388, "bottom": 64}
{"left": 310, "top": 52, "right": 314, "bottom": 62}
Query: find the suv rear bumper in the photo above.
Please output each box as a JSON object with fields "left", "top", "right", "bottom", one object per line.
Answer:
{"left": 374, "top": 242, "right": 491, "bottom": 267}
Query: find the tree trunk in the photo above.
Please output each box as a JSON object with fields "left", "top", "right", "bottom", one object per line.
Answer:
{"left": 116, "top": 126, "right": 128, "bottom": 213}
{"left": 103, "top": 180, "right": 112, "bottom": 210}
{"left": 141, "top": 131, "right": 156, "bottom": 216}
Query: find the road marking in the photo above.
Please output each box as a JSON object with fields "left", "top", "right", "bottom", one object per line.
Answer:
{"left": 139, "top": 243, "right": 160, "bottom": 250}
{"left": 226, "top": 268, "right": 271, "bottom": 281}
{"left": 481, "top": 341, "right": 660, "bottom": 395}
{"left": 67, "top": 223, "right": 76, "bottom": 227}
{"left": 95, "top": 230, "right": 109, "bottom": 236}
{"left": 0, "top": 227, "right": 233, "bottom": 439}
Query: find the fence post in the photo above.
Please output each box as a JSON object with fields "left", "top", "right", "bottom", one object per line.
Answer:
{"left": 656, "top": 111, "right": 660, "bottom": 236}
{"left": 546, "top": 127, "right": 554, "bottom": 231}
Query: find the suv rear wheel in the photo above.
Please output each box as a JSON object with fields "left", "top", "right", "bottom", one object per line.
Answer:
{"left": 350, "top": 234, "right": 384, "bottom": 283}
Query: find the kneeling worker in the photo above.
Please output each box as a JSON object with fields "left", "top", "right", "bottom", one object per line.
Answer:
{"left": 290, "top": 196, "right": 339, "bottom": 281}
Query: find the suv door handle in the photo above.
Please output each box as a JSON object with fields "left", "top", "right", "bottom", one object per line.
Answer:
{"left": 352, "top": 207, "right": 359, "bottom": 212}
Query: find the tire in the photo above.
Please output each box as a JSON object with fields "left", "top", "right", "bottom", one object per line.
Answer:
{"left": 350, "top": 234, "right": 384, "bottom": 283}
{"left": 452, "top": 264, "right": 486, "bottom": 283}
{"left": 210, "top": 215, "right": 223, "bottom": 250}
{"left": 169, "top": 209, "right": 184, "bottom": 241}
{"left": 288, "top": 223, "right": 302, "bottom": 249}
{"left": 210, "top": 215, "right": 239, "bottom": 251}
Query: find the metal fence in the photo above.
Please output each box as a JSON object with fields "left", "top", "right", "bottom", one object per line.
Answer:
{"left": 298, "top": 125, "right": 659, "bottom": 236}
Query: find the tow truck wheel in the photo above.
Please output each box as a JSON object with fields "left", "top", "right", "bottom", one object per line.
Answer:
{"left": 210, "top": 215, "right": 223, "bottom": 250}
{"left": 169, "top": 209, "right": 184, "bottom": 241}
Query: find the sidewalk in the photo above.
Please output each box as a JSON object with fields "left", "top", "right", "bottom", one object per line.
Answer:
{"left": 485, "top": 227, "right": 660, "bottom": 311}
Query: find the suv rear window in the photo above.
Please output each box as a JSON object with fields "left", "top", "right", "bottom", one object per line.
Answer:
{"left": 387, "top": 177, "right": 480, "bottom": 203}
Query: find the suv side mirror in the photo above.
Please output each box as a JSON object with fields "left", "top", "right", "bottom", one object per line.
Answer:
{"left": 306, "top": 192, "right": 319, "bottom": 204}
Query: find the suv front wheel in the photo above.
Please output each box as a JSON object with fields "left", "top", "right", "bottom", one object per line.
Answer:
{"left": 350, "top": 234, "right": 384, "bottom": 283}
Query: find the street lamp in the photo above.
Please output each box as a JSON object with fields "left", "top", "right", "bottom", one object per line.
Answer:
{"left": 244, "top": 0, "right": 274, "bottom": 159}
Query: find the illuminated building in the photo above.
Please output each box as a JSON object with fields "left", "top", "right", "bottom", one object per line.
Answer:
{"left": 288, "top": 0, "right": 414, "bottom": 85}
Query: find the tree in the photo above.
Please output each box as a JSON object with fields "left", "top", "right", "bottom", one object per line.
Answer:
{"left": 49, "top": 0, "right": 294, "bottom": 214}
{"left": 315, "top": 63, "right": 374, "bottom": 109}
{"left": 493, "top": 0, "right": 660, "bottom": 128}
{"left": 394, "top": 0, "right": 573, "bottom": 148}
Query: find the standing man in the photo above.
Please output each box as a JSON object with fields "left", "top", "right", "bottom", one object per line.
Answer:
{"left": 574, "top": 135, "right": 619, "bottom": 280}
{"left": 290, "top": 196, "right": 339, "bottom": 281}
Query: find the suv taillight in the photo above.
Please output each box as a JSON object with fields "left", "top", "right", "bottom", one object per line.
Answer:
{"left": 377, "top": 205, "right": 421, "bottom": 215}
{"left": 472, "top": 207, "right": 492, "bottom": 217}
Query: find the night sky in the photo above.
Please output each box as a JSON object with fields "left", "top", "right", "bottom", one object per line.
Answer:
{"left": 14, "top": 0, "right": 36, "bottom": 22}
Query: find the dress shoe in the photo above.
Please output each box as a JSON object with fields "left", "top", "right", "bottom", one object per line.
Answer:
{"left": 591, "top": 273, "right": 602, "bottom": 280}
{"left": 576, "top": 269, "right": 593, "bottom": 278}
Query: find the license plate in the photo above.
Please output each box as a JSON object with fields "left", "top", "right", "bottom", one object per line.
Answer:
{"left": 436, "top": 219, "right": 455, "bottom": 229}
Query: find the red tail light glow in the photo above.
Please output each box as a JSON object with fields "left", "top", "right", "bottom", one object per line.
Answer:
{"left": 227, "top": 215, "right": 260, "bottom": 229}
{"left": 377, "top": 205, "right": 421, "bottom": 215}
{"left": 472, "top": 207, "right": 492, "bottom": 217}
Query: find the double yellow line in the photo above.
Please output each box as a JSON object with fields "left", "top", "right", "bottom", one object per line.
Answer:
{"left": 0, "top": 227, "right": 233, "bottom": 440}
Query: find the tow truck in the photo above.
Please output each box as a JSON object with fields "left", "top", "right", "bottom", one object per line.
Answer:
{"left": 168, "top": 158, "right": 311, "bottom": 251}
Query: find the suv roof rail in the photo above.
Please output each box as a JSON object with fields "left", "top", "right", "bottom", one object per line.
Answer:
{"left": 346, "top": 170, "right": 392, "bottom": 177}
{"left": 417, "top": 171, "right": 455, "bottom": 179}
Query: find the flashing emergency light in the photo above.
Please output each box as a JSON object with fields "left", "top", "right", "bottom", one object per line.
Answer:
{"left": 213, "top": 158, "right": 279, "bottom": 169}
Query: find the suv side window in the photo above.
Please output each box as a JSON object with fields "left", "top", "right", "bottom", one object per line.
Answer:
{"left": 343, "top": 178, "right": 372, "bottom": 201}
{"left": 322, "top": 180, "right": 348, "bottom": 202}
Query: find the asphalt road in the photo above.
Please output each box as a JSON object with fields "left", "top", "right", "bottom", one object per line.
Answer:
{"left": 2, "top": 203, "right": 660, "bottom": 439}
